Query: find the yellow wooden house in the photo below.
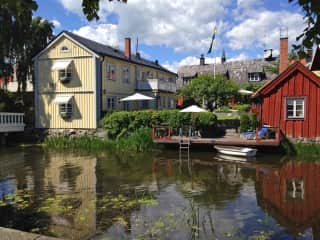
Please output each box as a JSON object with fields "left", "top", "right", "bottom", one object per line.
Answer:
{"left": 33, "top": 31, "right": 177, "bottom": 129}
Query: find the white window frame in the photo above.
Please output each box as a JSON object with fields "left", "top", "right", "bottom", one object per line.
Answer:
{"left": 248, "top": 72, "right": 261, "bottom": 82}
{"left": 58, "top": 66, "right": 72, "bottom": 82}
{"left": 122, "top": 66, "right": 130, "bottom": 83}
{"left": 286, "top": 97, "right": 305, "bottom": 119}
{"left": 59, "top": 103, "right": 73, "bottom": 118}
{"left": 107, "top": 63, "right": 116, "bottom": 81}
{"left": 107, "top": 96, "right": 116, "bottom": 110}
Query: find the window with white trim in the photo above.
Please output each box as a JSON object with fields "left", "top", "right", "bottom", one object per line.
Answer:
{"left": 107, "top": 63, "right": 116, "bottom": 81}
{"left": 122, "top": 66, "right": 130, "bottom": 83}
{"left": 248, "top": 72, "right": 261, "bottom": 82}
{"left": 59, "top": 103, "right": 73, "bottom": 118}
{"left": 59, "top": 67, "right": 72, "bottom": 82}
{"left": 107, "top": 97, "right": 116, "bottom": 110}
{"left": 286, "top": 98, "right": 304, "bottom": 119}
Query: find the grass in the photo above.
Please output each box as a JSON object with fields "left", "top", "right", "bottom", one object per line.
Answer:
{"left": 44, "top": 127, "right": 154, "bottom": 153}
{"left": 294, "top": 142, "right": 320, "bottom": 160}
{"left": 216, "top": 115, "right": 240, "bottom": 120}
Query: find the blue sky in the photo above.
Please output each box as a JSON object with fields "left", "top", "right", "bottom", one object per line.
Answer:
{"left": 34, "top": 0, "right": 305, "bottom": 72}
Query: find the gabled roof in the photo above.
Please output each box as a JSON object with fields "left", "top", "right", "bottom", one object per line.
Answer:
{"left": 310, "top": 46, "right": 320, "bottom": 71}
{"left": 253, "top": 61, "right": 320, "bottom": 97}
{"left": 34, "top": 31, "right": 176, "bottom": 75}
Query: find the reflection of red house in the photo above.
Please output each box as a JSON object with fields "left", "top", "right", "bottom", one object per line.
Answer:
{"left": 256, "top": 162, "right": 320, "bottom": 237}
{"left": 253, "top": 62, "right": 320, "bottom": 138}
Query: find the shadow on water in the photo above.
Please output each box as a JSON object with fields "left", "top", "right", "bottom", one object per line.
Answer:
{"left": 0, "top": 147, "right": 319, "bottom": 239}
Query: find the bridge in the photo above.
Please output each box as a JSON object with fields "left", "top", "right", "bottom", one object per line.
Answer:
{"left": 0, "top": 112, "right": 25, "bottom": 133}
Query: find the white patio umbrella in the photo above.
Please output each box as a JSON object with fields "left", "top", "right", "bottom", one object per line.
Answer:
{"left": 119, "top": 93, "right": 155, "bottom": 101}
{"left": 238, "top": 89, "right": 254, "bottom": 95}
{"left": 180, "top": 105, "right": 208, "bottom": 113}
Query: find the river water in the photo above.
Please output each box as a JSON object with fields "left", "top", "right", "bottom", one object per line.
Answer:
{"left": 0, "top": 147, "right": 319, "bottom": 240}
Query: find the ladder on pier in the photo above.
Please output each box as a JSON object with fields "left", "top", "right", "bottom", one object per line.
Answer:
{"left": 179, "top": 137, "right": 190, "bottom": 163}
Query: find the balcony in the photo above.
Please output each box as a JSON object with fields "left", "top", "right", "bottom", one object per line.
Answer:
{"left": 136, "top": 79, "right": 176, "bottom": 93}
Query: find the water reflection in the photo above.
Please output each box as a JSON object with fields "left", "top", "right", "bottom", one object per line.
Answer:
{"left": 256, "top": 162, "right": 320, "bottom": 239}
{"left": 0, "top": 148, "right": 319, "bottom": 239}
{"left": 0, "top": 149, "right": 97, "bottom": 240}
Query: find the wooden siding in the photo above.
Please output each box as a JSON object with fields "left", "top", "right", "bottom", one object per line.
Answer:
{"left": 39, "top": 37, "right": 92, "bottom": 60}
{"left": 37, "top": 57, "right": 94, "bottom": 93}
{"left": 38, "top": 93, "right": 95, "bottom": 129}
{"left": 260, "top": 70, "right": 320, "bottom": 138}
{"left": 101, "top": 57, "right": 177, "bottom": 111}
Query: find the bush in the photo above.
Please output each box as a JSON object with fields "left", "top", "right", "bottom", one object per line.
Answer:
{"left": 234, "top": 104, "right": 251, "bottom": 113}
{"left": 240, "top": 113, "right": 257, "bottom": 133}
{"left": 102, "top": 110, "right": 217, "bottom": 139}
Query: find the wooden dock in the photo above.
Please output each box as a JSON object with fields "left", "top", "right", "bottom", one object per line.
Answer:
{"left": 152, "top": 126, "right": 281, "bottom": 147}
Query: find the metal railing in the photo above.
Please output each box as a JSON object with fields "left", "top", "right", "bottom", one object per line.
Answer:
{"left": 136, "top": 79, "right": 177, "bottom": 93}
{"left": 0, "top": 112, "right": 25, "bottom": 132}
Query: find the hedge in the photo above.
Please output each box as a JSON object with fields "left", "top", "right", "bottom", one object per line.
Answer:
{"left": 102, "top": 110, "right": 217, "bottom": 139}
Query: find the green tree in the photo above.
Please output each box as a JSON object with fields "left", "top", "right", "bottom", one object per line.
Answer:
{"left": 180, "top": 74, "right": 238, "bottom": 110}
{"left": 289, "top": 0, "right": 320, "bottom": 56}
{"left": 0, "top": 0, "right": 38, "bottom": 83}
{"left": 82, "top": 0, "right": 127, "bottom": 21}
{"left": 0, "top": 1, "right": 54, "bottom": 92}
{"left": 16, "top": 17, "right": 54, "bottom": 92}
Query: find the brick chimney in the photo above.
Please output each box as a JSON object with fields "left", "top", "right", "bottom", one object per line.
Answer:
{"left": 279, "top": 28, "right": 288, "bottom": 74}
{"left": 125, "top": 37, "right": 131, "bottom": 59}
{"left": 200, "top": 54, "right": 205, "bottom": 65}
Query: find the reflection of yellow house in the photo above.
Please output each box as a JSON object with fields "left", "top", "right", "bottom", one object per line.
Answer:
{"left": 43, "top": 153, "right": 97, "bottom": 240}
{"left": 33, "top": 31, "right": 177, "bottom": 129}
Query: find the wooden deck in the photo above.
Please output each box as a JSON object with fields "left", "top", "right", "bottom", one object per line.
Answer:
{"left": 152, "top": 126, "right": 281, "bottom": 147}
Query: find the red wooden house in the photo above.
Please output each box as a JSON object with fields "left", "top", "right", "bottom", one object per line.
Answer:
{"left": 253, "top": 61, "right": 320, "bottom": 139}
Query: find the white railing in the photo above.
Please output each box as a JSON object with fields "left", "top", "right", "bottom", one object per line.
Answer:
{"left": 137, "top": 79, "right": 177, "bottom": 93}
{"left": 0, "top": 113, "right": 25, "bottom": 133}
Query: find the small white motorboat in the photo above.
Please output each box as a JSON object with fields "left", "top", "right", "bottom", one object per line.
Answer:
{"left": 214, "top": 145, "right": 257, "bottom": 157}
{"left": 215, "top": 153, "right": 255, "bottom": 162}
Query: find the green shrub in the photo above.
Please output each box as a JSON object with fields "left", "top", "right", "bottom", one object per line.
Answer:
{"left": 234, "top": 104, "right": 251, "bottom": 113}
{"left": 240, "top": 114, "right": 251, "bottom": 133}
{"left": 102, "top": 110, "right": 217, "bottom": 139}
{"left": 240, "top": 113, "right": 258, "bottom": 133}
{"left": 295, "top": 143, "right": 320, "bottom": 159}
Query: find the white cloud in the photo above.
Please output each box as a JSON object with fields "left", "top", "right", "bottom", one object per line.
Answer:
{"left": 226, "top": 10, "right": 305, "bottom": 52}
{"left": 237, "top": 0, "right": 262, "bottom": 9}
{"left": 228, "top": 53, "right": 249, "bottom": 62}
{"left": 52, "top": 19, "right": 61, "bottom": 28}
{"left": 58, "top": 0, "right": 232, "bottom": 53}
{"left": 72, "top": 24, "right": 119, "bottom": 48}
{"left": 57, "top": 0, "right": 82, "bottom": 15}
{"left": 163, "top": 55, "right": 221, "bottom": 73}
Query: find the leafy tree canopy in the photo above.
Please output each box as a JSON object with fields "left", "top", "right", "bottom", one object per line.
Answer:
{"left": 289, "top": 0, "right": 320, "bottom": 56}
{"left": 0, "top": 0, "right": 54, "bottom": 92}
{"left": 179, "top": 74, "right": 238, "bottom": 110}
{"left": 82, "top": 0, "right": 127, "bottom": 21}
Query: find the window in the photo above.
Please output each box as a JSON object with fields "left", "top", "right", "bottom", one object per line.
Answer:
{"left": 142, "top": 100, "right": 149, "bottom": 109}
{"left": 286, "top": 98, "right": 304, "bottom": 119}
{"left": 123, "top": 102, "right": 130, "bottom": 111}
{"left": 59, "top": 67, "right": 72, "bottom": 82}
{"left": 59, "top": 103, "right": 72, "bottom": 118}
{"left": 122, "top": 66, "right": 130, "bottom": 83}
{"left": 60, "top": 46, "right": 70, "bottom": 52}
{"left": 248, "top": 72, "right": 261, "bottom": 82}
{"left": 107, "top": 97, "right": 116, "bottom": 110}
{"left": 107, "top": 63, "right": 116, "bottom": 81}
{"left": 141, "top": 72, "right": 146, "bottom": 81}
